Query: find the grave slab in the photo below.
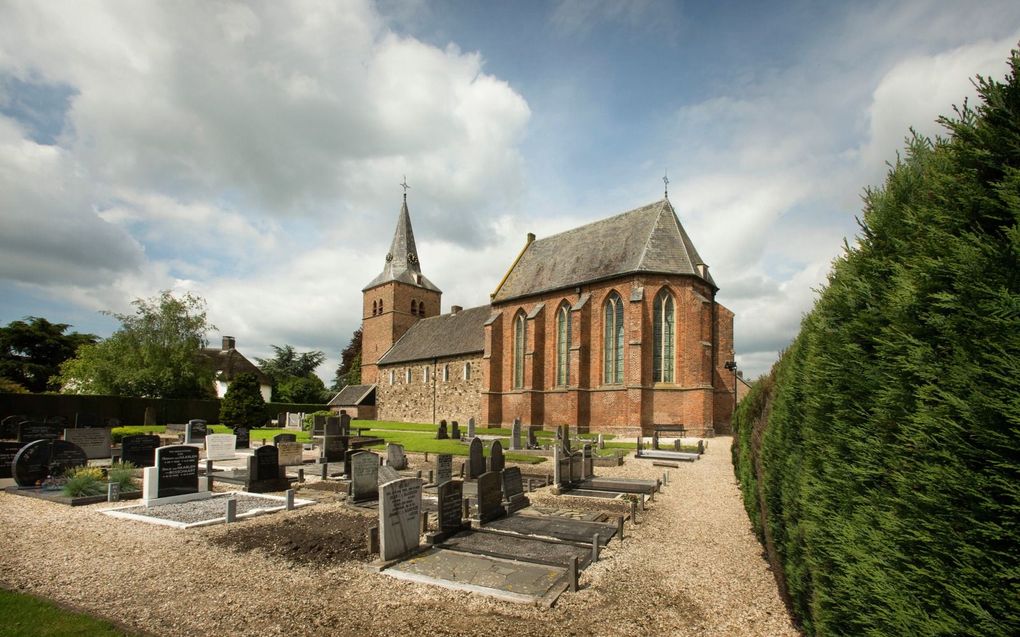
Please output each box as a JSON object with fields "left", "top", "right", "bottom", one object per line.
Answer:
{"left": 482, "top": 513, "right": 617, "bottom": 545}
{"left": 441, "top": 530, "right": 592, "bottom": 569}
{"left": 384, "top": 548, "right": 567, "bottom": 606}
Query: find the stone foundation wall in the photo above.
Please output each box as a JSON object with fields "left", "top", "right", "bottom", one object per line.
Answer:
{"left": 376, "top": 354, "right": 483, "bottom": 424}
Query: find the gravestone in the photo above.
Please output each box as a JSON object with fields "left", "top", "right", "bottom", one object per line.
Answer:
{"left": 143, "top": 405, "right": 157, "bottom": 427}
{"left": 379, "top": 477, "right": 422, "bottom": 561}
{"left": 277, "top": 412, "right": 286, "bottom": 428}
{"left": 321, "top": 421, "right": 346, "bottom": 463}
{"left": 277, "top": 441, "right": 304, "bottom": 467}
{"left": 74, "top": 412, "right": 101, "bottom": 428}
{"left": 435, "top": 454, "right": 453, "bottom": 484}
{"left": 597, "top": 433, "right": 605, "bottom": 450}
{"left": 435, "top": 420, "right": 448, "bottom": 440}
{"left": 1, "top": 415, "right": 28, "bottom": 439}
{"left": 488, "top": 440, "right": 505, "bottom": 473}
{"left": 63, "top": 428, "right": 112, "bottom": 459}
{"left": 185, "top": 420, "right": 207, "bottom": 444}
{"left": 233, "top": 427, "right": 250, "bottom": 449}
{"left": 378, "top": 465, "right": 401, "bottom": 485}
{"left": 386, "top": 443, "right": 407, "bottom": 470}
{"left": 151, "top": 445, "right": 199, "bottom": 499}
{"left": 560, "top": 425, "right": 571, "bottom": 452}
{"left": 12, "top": 440, "right": 88, "bottom": 487}
{"left": 339, "top": 413, "right": 351, "bottom": 436}
{"left": 466, "top": 417, "right": 476, "bottom": 439}
{"left": 273, "top": 433, "right": 297, "bottom": 445}
{"left": 528, "top": 425, "right": 540, "bottom": 448}
{"left": 502, "top": 466, "right": 530, "bottom": 513}
{"left": 510, "top": 418, "right": 522, "bottom": 450}
{"left": 286, "top": 413, "right": 303, "bottom": 430}
{"left": 1, "top": 441, "right": 26, "bottom": 479}
{"left": 437, "top": 479, "right": 465, "bottom": 532}
{"left": 312, "top": 414, "right": 326, "bottom": 436}
{"left": 121, "top": 434, "right": 159, "bottom": 467}
{"left": 473, "top": 471, "right": 506, "bottom": 523}
{"left": 569, "top": 451, "right": 582, "bottom": 483}
{"left": 466, "top": 438, "right": 484, "bottom": 480}
{"left": 343, "top": 448, "right": 358, "bottom": 479}
{"left": 450, "top": 421, "right": 461, "bottom": 440}
{"left": 205, "top": 434, "right": 237, "bottom": 461}
{"left": 17, "top": 422, "right": 60, "bottom": 443}
{"left": 246, "top": 445, "right": 290, "bottom": 493}
{"left": 350, "top": 451, "right": 380, "bottom": 502}
{"left": 582, "top": 443, "right": 594, "bottom": 479}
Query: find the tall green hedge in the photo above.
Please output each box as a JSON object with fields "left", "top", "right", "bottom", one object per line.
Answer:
{"left": 733, "top": 50, "right": 1020, "bottom": 636}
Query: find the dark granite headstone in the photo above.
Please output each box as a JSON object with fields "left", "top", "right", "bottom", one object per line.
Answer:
{"left": 488, "top": 440, "right": 504, "bottom": 473}
{"left": 75, "top": 412, "right": 101, "bottom": 428}
{"left": 251, "top": 445, "right": 281, "bottom": 482}
{"left": 277, "top": 412, "right": 286, "bottom": 428}
{"left": 343, "top": 448, "right": 357, "bottom": 479}
{"left": 121, "top": 434, "right": 159, "bottom": 467}
{"left": 528, "top": 425, "right": 541, "bottom": 448}
{"left": 12, "top": 439, "right": 88, "bottom": 486}
{"left": 273, "top": 433, "right": 297, "bottom": 445}
{"left": 186, "top": 419, "right": 207, "bottom": 443}
{"left": 0, "top": 441, "right": 26, "bottom": 479}
{"left": 467, "top": 437, "right": 484, "bottom": 480}
{"left": 234, "top": 427, "right": 250, "bottom": 449}
{"left": 321, "top": 426, "right": 346, "bottom": 463}
{"left": 18, "top": 422, "right": 61, "bottom": 443}
{"left": 502, "top": 467, "right": 524, "bottom": 499}
{"left": 155, "top": 445, "right": 199, "bottom": 498}
{"left": 474, "top": 471, "right": 506, "bottom": 523}
{"left": 312, "top": 414, "right": 326, "bottom": 436}
{"left": 1, "top": 415, "right": 29, "bottom": 439}
{"left": 450, "top": 421, "right": 461, "bottom": 440}
{"left": 339, "top": 413, "right": 351, "bottom": 437}
{"left": 435, "top": 419, "right": 448, "bottom": 440}
{"left": 436, "top": 454, "right": 453, "bottom": 483}
{"left": 437, "top": 479, "right": 465, "bottom": 533}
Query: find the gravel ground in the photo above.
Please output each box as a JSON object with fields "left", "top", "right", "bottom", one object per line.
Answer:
{"left": 0, "top": 436, "right": 799, "bottom": 637}
{"left": 112, "top": 494, "right": 292, "bottom": 523}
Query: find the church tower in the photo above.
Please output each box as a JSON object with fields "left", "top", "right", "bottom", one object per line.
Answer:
{"left": 360, "top": 192, "right": 442, "bottom": 384}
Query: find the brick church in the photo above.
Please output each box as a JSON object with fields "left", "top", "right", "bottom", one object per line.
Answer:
{"left": 348, "top": 192, "right": 736, "bottom": 435}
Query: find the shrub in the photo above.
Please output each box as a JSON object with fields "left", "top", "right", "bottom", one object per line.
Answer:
{"left": 302, "top": 410, "right": 333, "bottom": 431}
{"left": 219, "top": 372, "right": 266, "bottom": 428}
{"left": 107, "top": 461, "right": 137, "bottom": 491}
{"left": 61, "top": 466, "right": 105, "bottom": 497}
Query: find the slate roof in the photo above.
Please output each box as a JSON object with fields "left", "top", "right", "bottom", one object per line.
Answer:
{"left": 377, "top": 305, "right": 491, "bottom": 365}
{"left": 198, "top": 348, "right": 272, "bottom": 385}
{"left": 491, "top": 199, "right": 715, "bottom": 302}
{"left": 363, "top": 196, "right": 442, "bottom": 293}
{"left": 328, "top": 384, "right": 376, "bottom": 406}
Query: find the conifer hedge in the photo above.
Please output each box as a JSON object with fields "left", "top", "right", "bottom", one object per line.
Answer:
{"left": 732, "top": 50, "right": 1020, "bottom": 636}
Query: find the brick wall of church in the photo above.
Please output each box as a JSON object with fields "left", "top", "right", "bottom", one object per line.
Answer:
{"left": 361, "top": 280, "right": 441, "bottom": 384}
{"left": 375, "top": 354, "right": 483, "bottom": 424}
{"left": 488, "top": 273, "right": 730, "bottom": 434}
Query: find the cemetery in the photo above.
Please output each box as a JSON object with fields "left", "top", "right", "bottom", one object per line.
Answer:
{"left": 0, "top": 413, "right": 795, "bottom": 635}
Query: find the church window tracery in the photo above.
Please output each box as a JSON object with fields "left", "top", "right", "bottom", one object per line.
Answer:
{"left": 556, "top": 303, "right": 571, "bottom": 386}
{"left": 603, "top": 292, "right": 624, "bottom": 384}
{"left": 653, "top": 289, "right": 675, "bottom": 383}
{"left": 513, "top": 312, "right": 527, "bottom": 389}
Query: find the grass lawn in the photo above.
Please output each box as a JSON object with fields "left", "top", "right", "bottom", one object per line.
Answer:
{"left": 0, "top": 589, "right": 136, "bottom": 636}
{"left": 362, "top": 429, "right": 545, "bottom": 464}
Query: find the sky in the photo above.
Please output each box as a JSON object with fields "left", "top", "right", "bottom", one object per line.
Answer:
{"left": 1, "top": 0, "right": 1018, "bottom": 385}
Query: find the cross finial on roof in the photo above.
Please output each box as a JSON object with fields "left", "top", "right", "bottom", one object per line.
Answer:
{"left": 400, "top": 175, "right": 410, "bottom": 201}
{"left": 663, "top": 170, "right": 670, "bottom": 199}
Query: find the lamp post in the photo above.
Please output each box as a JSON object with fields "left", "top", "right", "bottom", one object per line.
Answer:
{"left": 724, "top": 360, "right": 738, "bottom": 425}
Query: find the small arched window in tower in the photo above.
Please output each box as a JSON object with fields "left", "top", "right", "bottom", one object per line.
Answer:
{"left": 372, "top": 300, "right": 378, "bottom": 316}
{"left": 556, "top": 302, "right": 571, "bottom": 386}
{"left": 379, "top": 299, "right": 384, "bottom": 313}
{"left": 418, "top": 302, "right": 426, "bottom": 317}
{"left": 411, "top": 300, "right": 417, "bottom": 315}
{"left": 603, "top": 292, "right": 625, "bottom": 384}
{"left": 653, "top": 288, "right": 675, "bottom": 383}
{"left": 513, "top": 311, "right": 527, "bottom": 389}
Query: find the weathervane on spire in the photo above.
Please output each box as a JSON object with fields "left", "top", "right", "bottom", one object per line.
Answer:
{"left": 400, "top": 175, "right": 410, "bottom": 201}
{"left": 663, "top": 170, "right": 670, "bottom": 199}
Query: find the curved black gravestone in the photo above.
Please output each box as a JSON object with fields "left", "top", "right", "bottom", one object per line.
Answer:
{"left": 1, "top": 441, "right": 26, "bottom": 479}
{"left": 12, "top": 439, "right": 88, "bottom": 487}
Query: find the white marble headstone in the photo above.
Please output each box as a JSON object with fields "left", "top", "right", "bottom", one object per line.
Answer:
{"left": 63, "top": 427, "right": 112, "bottom": 459}
{"left": 205, "top": 434, "right": 237, "bottom": 461}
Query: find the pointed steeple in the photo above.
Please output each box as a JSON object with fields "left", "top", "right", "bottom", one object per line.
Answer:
{"left": 363, "top": 194, "right": 442, "bottom": 292}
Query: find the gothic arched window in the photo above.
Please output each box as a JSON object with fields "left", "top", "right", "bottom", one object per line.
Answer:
{"left": 556, "top": 303, "right": 571, "bottom": 386}
{"left": 603, "top": 292, "right": 624, "bottom": 384}
{"left": 513, "top": 311, "right": 527, "bottom": 389}
{"left": 653, "top": 289, "right": 675, "bottom": 383}
{"left": 372, "top": 300, "right": 378, "bottom": 316}
{"left": 379, "top": 299, "right": 384, "bottom": 313}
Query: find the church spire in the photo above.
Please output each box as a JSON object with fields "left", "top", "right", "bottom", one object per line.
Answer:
{"left": 362, "top": 188, "right": 441, "bottom": 293}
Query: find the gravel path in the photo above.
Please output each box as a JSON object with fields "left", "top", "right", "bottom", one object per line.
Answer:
{"left": 0, "top": 436, "right": 799, "bottom": 636}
